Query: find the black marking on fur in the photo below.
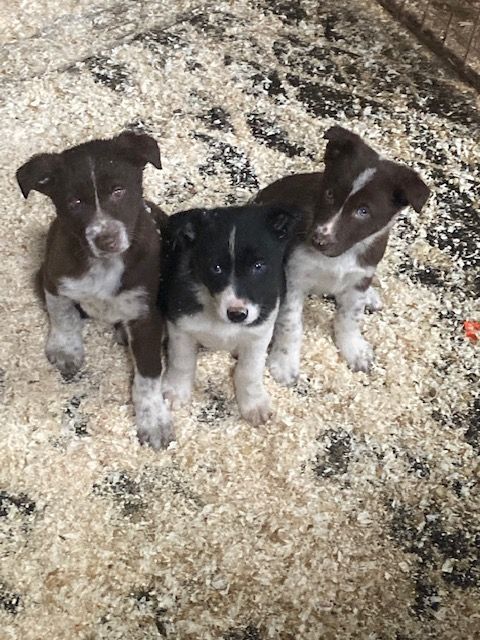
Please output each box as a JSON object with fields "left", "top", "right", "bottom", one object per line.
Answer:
{"left": 313, "top": 429, "right": 352, "bottom": 478}
{"left": 84, "top": 55, "right": 132, "bottom": 92}
{"left": 194, "top": 132, "right": 259, "bottom": 189}
{"left": 0, "top": 492, "right": 35, "bottom": 518}
{"left": 247, "top": 113, "right": 309, "bottom": 158}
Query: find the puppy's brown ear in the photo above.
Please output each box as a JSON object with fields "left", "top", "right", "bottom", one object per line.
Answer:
{"left": 323, "top": 126, "right": 360, "bottom": 159}
{"left": 114, "top": 131, "right": 162, "bottom": 169}
{"left": 393, "top": 166, "right": 430, "bottom": 213}
{"left": 267, "top": 205, "right": 302, "bottom": 241}
{"left": 16, "top": 153, "right": 60, "bottom": 199}
{"left": 324, "top": 126, "right": 358, "bottom": 144}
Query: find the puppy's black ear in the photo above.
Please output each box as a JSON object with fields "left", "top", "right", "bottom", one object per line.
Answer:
{"left": 167, "top": 209, "right": 206, "bottom": 247}
{"left": 114, "top": 131, "right": 162, "bottom": 169}
{"left": 266, "top": 205, "right": 302, "bottom": 241}
{"left": 393, "top": 166, "right": 430, "bottom": 213}
{"left": 16, "top": 153, "right": 61, "bottom": 199}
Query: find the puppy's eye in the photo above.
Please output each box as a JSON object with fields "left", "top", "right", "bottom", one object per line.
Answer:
{"left": 111, "top": 187, "right": 126, "bottom": 200}
{"left": 252, "top": 261, "right": 265, "bottom": 273}
{"left": 325, "top": 188, "right": 334, "bottom": 203}
{"left": 67, "top": 198, "right": 83, "bottom": 211}
{"left": 355, "top": 205, "right": 369, "bottom": 218}
{"left": 211, "top": 264, "right": 222, "bottom": 274}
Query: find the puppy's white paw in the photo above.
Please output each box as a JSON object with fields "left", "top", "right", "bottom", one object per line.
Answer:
{"left": 239, "top": 393, "right": 272, "bottom": 426}
{"left": 162, "top": 375, "right": 192, "bottom": 410}
{"left": 134, "top": 385, "right": 174, "bottom": 450}
{"left": 46, "top": 334, "right": 84, "bottom": 379}
{"left": 137, "top": 417, "right": 175, "bottom": 451}
{"left": 267, "top": 350, "right": 299, "bottom": 387}
{"left": 339, "top": 336, "right": 374, "bottom": 373}
{"left": 364, "top": 287, "right": 383, "bottom": 313}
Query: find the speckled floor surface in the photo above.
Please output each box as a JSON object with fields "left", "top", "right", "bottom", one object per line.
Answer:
{"left": 1, "top": 1, "right": 479, "bottom": 639}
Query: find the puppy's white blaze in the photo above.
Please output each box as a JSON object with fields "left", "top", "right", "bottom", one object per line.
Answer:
{"left": 85, "top": 156, "right": 129, "bottom": 256}
{"left": 349, "top": 167, "right": 377, "bottom": 197}
{"left": 89, "top": 156, "right": 102, "bottom": 214}
{"left": 318, "top": 168, "right": 378, "bottom": 238}
{"left": 228, "top": 226, "right": 236, "bottom": 265}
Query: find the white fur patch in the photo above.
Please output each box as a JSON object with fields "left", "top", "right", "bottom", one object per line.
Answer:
{"left": 59, "top": 256, "right": 148, "bottom": 324}
{"left": 45, "top": 291, "right": 84, "bottom": 376}
{"left": 132, "top": 372, "right": 173, "bottom": 449}
{"left": 211, "top": 284, "right": 261, "bottom": 326}
{"left": 349, "top": 167, "right": 377, "bottom": 196}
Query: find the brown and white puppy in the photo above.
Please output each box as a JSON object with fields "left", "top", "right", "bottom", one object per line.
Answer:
{"left": 16, "top": 131, "right": 173, "bottom": 449}
{"left": 254, "top": 126, "right": 431, "bottom": 384}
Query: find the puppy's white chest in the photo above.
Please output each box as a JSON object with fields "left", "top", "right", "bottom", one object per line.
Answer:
{"left": 177, "top": 311, "right": 273, "bottom": 352}
{"left": 59, "top": 257, "right": 148, "bottom": 324}
{"left": 288, "top": 245, "right": 368, "bottom": 296}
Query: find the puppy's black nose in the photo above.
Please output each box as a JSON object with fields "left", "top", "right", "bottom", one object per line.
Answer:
{"left": 227, "top": 307, "right": 248, "bottom": 323}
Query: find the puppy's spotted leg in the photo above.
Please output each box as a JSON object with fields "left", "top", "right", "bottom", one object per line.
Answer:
{"left": 364, "top": 286, "right": 383, "bottom": 313}
{"left": 235, "top": 331, "right": 273, "bottom": 426}
{"left": 45, "top": 291, "right": 84, "bottom": 379}
{"left": 162, "top": 322, "right": 197, "bottom": 410}
{"left": 334, "top": 281, "right": 374, "bottom": 373}
{"left": 129, "top": 315, "right": 173, "bottom": 450}
{"left": 267, "top": 289, "right": 304, "bottom": 386}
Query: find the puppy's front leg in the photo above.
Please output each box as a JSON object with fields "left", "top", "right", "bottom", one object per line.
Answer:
{"left": 162, "top": 322, "right": 198, "bottom": 409}
{"left": 267, "top": 289, "right": 305, "bottom": 386}
{"left": 129, "top": 315, "right": 173, "bottom": 450}
{"left": 334, "top": 281, "right": 374, "bottom": 373}
{"left": 235, "top": 333, "right": 273, "bottom": 426}
{"left": 45, "top": 291, "right": 84, "bottom": 379}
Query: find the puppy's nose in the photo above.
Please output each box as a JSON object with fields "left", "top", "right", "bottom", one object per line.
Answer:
{"left": 312, "top": 226, "right": 333, "bottom": 248}
{"left": 227, "top": 307, "right": 248, "bottom": 323}
{"left": 95, "top": 233, "right": 121, "bottom": 253}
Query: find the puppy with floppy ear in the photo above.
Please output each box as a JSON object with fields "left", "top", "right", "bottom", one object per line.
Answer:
{"left": 254, "top": 126, "right": 430, "bottom": 383}
{"left": 16, "top": 131, "right": 173, "bottom": 449}
{"left": 160, "top": 204, "right": 300, "bottom": 425}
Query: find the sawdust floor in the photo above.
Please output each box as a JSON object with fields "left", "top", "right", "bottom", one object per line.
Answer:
{"left": 0, "top": 1, "right": 479, "bottom": 639}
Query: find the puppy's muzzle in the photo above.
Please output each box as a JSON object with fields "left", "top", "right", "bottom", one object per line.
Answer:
{"left": 312, "top": 225, "right": 335, "bottom": 250}
{"left": 87, "top": 220, "right": 129, "bottom": 256}
{"left": 94, "top": 230, "right": 123, "bottom": 254}
{"left": 227, "top": 306, "right": 248, "bottom": 323}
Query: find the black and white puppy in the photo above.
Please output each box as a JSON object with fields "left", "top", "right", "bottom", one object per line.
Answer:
{"left": 160, "top": 205, "right": 300, "bottom": 424}
{"left": 16, "top": 131, "right": 173, "bottom": 449}
{"left": 254, "top": 126, "right": 431, "bottom": 384}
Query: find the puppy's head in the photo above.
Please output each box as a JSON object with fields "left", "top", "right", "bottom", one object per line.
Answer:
{"left": 170, "top": 205, "right": 300, "bottom": 325}
{"left": 309, "top": 126, "right": 430, "bottom": 257}
{"left": 16, "top": 131, "right": 161, "bottom": 258}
